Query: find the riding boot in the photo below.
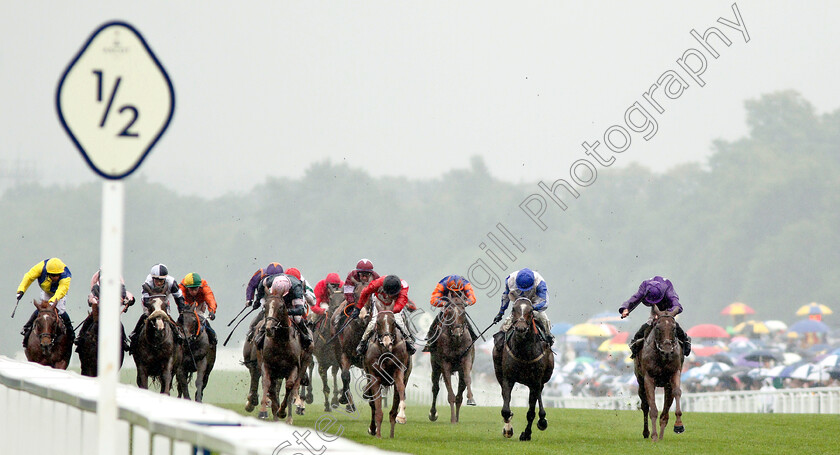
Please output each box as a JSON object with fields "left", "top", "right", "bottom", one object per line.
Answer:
{"left": 676, "top": 324, "right": 691, "bottom": 356}
{"left": 467, "top": 320, "right": 479, "bottom": 342}
{"left": 60, "top": 312, "right": 76, "bottom": 344}
{"left": 535, "top": 320, "right": 554, "bottom": 346}
{"left": 297, "top": 320, "right": 312, "bottom": 349}
{"left": 206, "top": 323, "right": 218, "bottom": 345}
{"left": 629, "top": 323, "right": 650, "bottom": 359}
{"left": 422, "top": 319, "right": 440, "bottom": 353}
{"left": 399, "top": 327, "right": 417, "bottom": 355}
{"left": 21, "top": 309, "right": 38, "bottom": 348}
{"left": 355, "top": 335, "right": 369, "bottom": 357}
{"left": 129, "top": 314, "right": 147, "bottom": 354}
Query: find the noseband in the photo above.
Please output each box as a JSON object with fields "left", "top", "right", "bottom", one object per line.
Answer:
{"left": 652, "top": 315, "right": 678, "bottom": 354}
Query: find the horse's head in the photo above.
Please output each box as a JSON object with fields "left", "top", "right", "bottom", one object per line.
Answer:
{"left": 375, "top": 311, "right": 397, "bottom": 351}
{"left": 511, "top": 297, "right": 535, "bottom": 333}
{"left": 441, "top": 299, "right": 468, "bottom": 339}
{"left": 33, "top": 300, "right": 60, "bottom": 354}
{"left": 651, "top": 306, "right": 679, "bottom": 356}
{"left": 146, "top": 296, "right": 170, "bottom": 334}
{"left": 264, "top": 295, "right": 289, "bottom": 338}
{"left": 179, "top": 309, "right": 201, "bottom": 342}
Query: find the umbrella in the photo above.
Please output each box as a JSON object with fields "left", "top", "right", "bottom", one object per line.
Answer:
{"left": 817, "top": 354, "right": 840, "bottom": 370}
{"left": 550, "top": 322, "right": 573, "bottom": 335}
{"left": 566, "top": 322, "right": 618, "bottom": 337}
{"left": 733, "top": 320, "right": 770, "bottom": 336}
{"left": 684, "top": 362, "right": 731, "bottom": 379}
{"left": 795, "top": 302, "right": 832, "bottom": 316}
{"left": 763, "top": 320, "right": 788, "bottom": 332}
{"left": 686, "top": 324, "right": 730, "bottom": 339}
{"left": 743, "top": 349, "right": 783, "bottom": 363}
{"left": 692, "top": 345, "right": 725, "bottom": 357}
{"left": 721, "top": 302, "right": 756, "bottom": 316}
{"left": 561, "top": 361, "right": 595, "bottom": 376}
{"left": 597, "top": 338, "right": 631, "bottom": 353}
{"left": 782, "top": 352, "right": 802, "bottom": 365}
{"left": 587, "top": 311, "right": 624, "bottom": 324}
{"left": 788, "top": 319, "right": 830, "bottom": 334}
{"left": 787, "top": 363, "right": 821, "bottom": 380}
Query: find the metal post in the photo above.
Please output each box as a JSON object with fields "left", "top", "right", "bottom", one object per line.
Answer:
{"left": 97, "top": 180, "right": 123, "bottom": 454}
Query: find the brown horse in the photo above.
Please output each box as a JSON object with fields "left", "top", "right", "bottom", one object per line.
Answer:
{"left": 175, "top": 309, "right": 217, "bottom": 402}
{"left": 492, "top": 298, "right": 553, "bottom": 441}
{"left": 24, "top": 300, "right": 73, "bottom": 369}
{"left": 429, "top": 298, "right": 476, "bottom": 423}
{"left": 363, "top": 310, "right": 413, "bottom": 438}
{"left": 255, "top": 295, "right": 307, "bottom": 423}
{"left": 76, "top": 302, "right": 127, "bottom": 377}
{"left": 634, "top": 305, "right": 685, "bottom": 441}
{"left": 336, "top": 279, "right": 373, "bottom": 412}
{"left": 132, "top": 296, "right": 181, "bottom": 394}
{"left": 309, "top": 288, "right": 345, "bottom": 412}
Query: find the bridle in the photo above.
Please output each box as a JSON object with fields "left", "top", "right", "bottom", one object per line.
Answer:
{"left": 374, "top": 310, "right": 399, "bottom": 349}
{"left": 651, "top": 314, "right": 678, "bottom": 355}
{"left": 35, "top": 306, "right": 62, "bottom": 348}
{"left": 441, "top": 302, "right": 467, "bottom": 338}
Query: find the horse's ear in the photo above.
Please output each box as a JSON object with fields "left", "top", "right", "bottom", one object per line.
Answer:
{"left": 652, "top": 304, "right": 663, "bottom": 316}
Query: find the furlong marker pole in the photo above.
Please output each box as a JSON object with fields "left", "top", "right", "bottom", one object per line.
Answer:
{"left": 98, "top": 180, "right": 123, "bottom": 454}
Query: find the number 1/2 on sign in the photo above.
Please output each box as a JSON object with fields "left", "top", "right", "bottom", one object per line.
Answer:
{"left": 92, "top": 70, "right": 139, "bottom": 137}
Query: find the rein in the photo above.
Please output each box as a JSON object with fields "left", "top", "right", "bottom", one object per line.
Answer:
{"left": 651, "top": 315, "right": 677, "bottom": 354}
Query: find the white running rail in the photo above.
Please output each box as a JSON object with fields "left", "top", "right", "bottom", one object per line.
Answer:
{"left": 0, "top": 356, "right": 400, "bottom": 455}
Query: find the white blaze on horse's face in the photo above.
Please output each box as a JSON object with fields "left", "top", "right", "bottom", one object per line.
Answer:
{"left": 514, "top": 301, "right": 529, "bottom": 330}
{"left": 148, "top": 298, "right": 167, "bottom": 330}
{"left": 381, "top": 317, "right": 393, "bottom": 349}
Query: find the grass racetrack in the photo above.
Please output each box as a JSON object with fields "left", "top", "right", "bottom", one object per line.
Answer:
{"left": 215, "top": 403, "right": 840, "bottom": 455}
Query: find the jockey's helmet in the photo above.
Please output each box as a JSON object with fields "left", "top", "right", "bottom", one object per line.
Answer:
{"left": 355, "top": 258, "right": 374, "bottom": 272}
{"left": 183, "top": 273, "right": 202, "bottom": 288}
{"left": 46, "top": 258, "right": 66, "bottom": 275}
{"left": 515, "top": 268, "right": 535, "bottom": 291}
{"left": 383, "top": 275, "right": 402, "bottom": 296}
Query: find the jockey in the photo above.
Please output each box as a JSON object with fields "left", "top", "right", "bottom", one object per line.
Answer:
{"left": 129, "top": 264, "right": 185, "bottom": 350}
{"left": 244, "top": 262, "right": 283, "bottom": 307}
{"left": 284, "top": 267, "right": 316, "bottom": 308}
{"left": 620, "top": 275, "right": 691, "bottom": 358}
{"left": 251, "top": 273, "right": 312, "bottom": 348}
{"left": 333, "top": 258, "right": 380, "bottom": 328}
{"left": 78, "top": 269, "right": 134, "bottom": 351}
{"left": 351, "top": 275, "right": 416, "bottom": 356}
{"left": 17, "top": 258, "right": 75, "bottom": 348}
{"left": 422, "top": 275, "right": 479, "bottom": 352}
{"left": 311, "top": 272, "right": 343, "bottom": 317}
{"left": 492, "top": 268, "right": 554, "bottom": 346}
{"left": 178, "top": 272, "right": 218, "bottom": 346}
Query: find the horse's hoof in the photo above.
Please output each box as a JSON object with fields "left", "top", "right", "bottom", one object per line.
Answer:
{"left": 296, "top": 406, "right": 304, "bottom": 416}
{"left": 503, "top": 427, "right": 513, "bottom": 438}
{"left": 674, "top": 425, "right": 685, "bottom": 434}
{"left": 396, "top": 415, "right": 406, "bottom": 424}
{"left": 245, "top": 402, "right": 255, "bottom": 413}
{"left": 429, "top": 412, "right": 438, "bottom": 422}
{"left": 258, "top": 411, "right": 268, "bottom": 420}
{"left": 466, "top": 398, "right": 477, "bottom": 406}
{"left": 346, "top": 404, "right": 355, "bottom": 413}
{"left": 537, "top": 419, "right": 548, "bottom": 431}
{"left": 324, "top": 405, "right": 332, "bottom": 413}
{"left": 338, "top": 395, "right": 348, "bottom": 405}
{"left": 519, "top": 432, "right": 531, "bottom": 441}
{"left": 367, "top": 428, "right": 375, "bottom": 436}
{"left": 305, "top": 393, "right": 314, "bottom": 404}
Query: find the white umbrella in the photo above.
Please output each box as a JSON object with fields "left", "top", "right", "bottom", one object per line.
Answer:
{"left": 764, "top": 320, "right": 788, "bottom": 332}
{"left": 818, "top": 354, "right": 840, "bottom": 370}
{"left": 761, "top": 365, "right": 787, "bottom": 378}
{"left": 561, "top": 361, "right": 595, "bottom": 376}
{"left": 805, "top": 370, "right": 827, "bottom": 382}
{"left": 782, "top": 353, "right": 802, "bottom": 365}
{"left": 685, "top": 362, "right": 731, "bottom": 379}
{"left": 788, "top": 363, "right": 821, "bottom": 380}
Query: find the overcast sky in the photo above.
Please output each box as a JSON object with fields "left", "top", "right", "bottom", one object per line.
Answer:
{"left": 2, "top": 1, "right": 839, "bottom": 197}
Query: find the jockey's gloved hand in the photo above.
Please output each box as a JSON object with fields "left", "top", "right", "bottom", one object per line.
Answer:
{"left": 493, "top": 312, "right": 504, "bottom": 324}
{"left": 125, "top": 296, "right": 136, "bottom": 307}
{"left": 16, "top": 291, "right": 23, "bottom": 301}
{"left": 289, "top": 307, "right": 305, "bottom": 316}
{"left": 245, "top": 299, "right": 253, "bottom": 308}
{"left": 209, "top": 312, "right": 215, "bottom": 320}
{"left": 350, "top": 307, "right": 361, "bottom": 319}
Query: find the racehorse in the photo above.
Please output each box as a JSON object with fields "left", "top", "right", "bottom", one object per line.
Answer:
{"left": 336, "top": 278, "right": 373, "bottom": 412}
{"left": 308, "top": 288, "right": 345, "bottom": 412}
{"left": 363, "top": 310, "right": 412, "bottom": 438}
{"left": 492, "top": 298, "right": 553, "bottom": 441}
{"left": 255, "top": 295, "right": 307, "bottom": 423}
{"left": 429, "top": 297, "right": 476, "bottom": 423}
{"left": 77, "top": 301, "right": 127, "bottom": 377}
{"left": 175, "top": 308, "right": 216, "bottom": 402}
{"left": 24, "top": 300, "right": 73, "bottom": 369}
{"left": 634, "top": 305, "right": 685, "bottom": 441}
{"left": 132, "top": 296, "right": 181, "bottom": 394}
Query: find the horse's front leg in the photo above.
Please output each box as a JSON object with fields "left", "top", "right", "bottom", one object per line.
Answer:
{"left": 136, "top": 364, "right": 149, "bottom": 390}
{"left": 319, "top": 363, "right": 332, "bottom": 412}
{"left": 175, "top": 362, "right": 189, "bottom": 400}
{"left": 394, "top": 368, "right": 407, "bottom": 426}
{"left": 671, "top": 374, "right": 685, "bottom": 434}
{"left": 194, "top": 360, "right": 207, "bottom": 402}
{"left": 282, "top": 367, "right": 300, "bottom": 424}
{"left": 259, "top": 362, "right": 274, "bottom": 420}
{"left": 462, "top": 354, "right": 476, "bottom": 406}
{"left": 636, "top": 374, "right": 649, "bottom": 439}
{"left": 339, "top": 354, "right": 354, "bottom": 411}
{"left": 331, "top": 364, "right": 341, "bottom": 407}
{"left": 644, "top": 375, "right": 659, "bottom": 442}
{"left": 455, "top": 370, "right": 466, "bottom": 423}
{"left": 519, "top": 385, "right": 539, "bottom": 441}
{"left": 537, "top": 390, "right": 548, "bottom": 431}
{"left": 440, "top": 362, "right": 457, "bottom": 423}
{"left": 500, "top": 379, "right": 514, "bottom": 438}
{"left": 429, "top": 363, "right": 441, "bottom": 421}
{"left": 660, "top": 385, "right": 673, "bottom": 441}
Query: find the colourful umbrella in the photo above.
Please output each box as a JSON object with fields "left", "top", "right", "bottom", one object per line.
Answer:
{"left": 686, "top": 324, "right": 730, "bottom": 339}
{"left": 721, "top": 302, "right": 756, "bottom": 316}
{"left": 733, "top": 320, "right": 770, "bottom": 335}
{"left": 550, "top": 322, "right": 573, "bottom": 335}
{"left": 788, "top": 319, "right": 830, "bottom": 334}
{"left": 763, "top": 320, "right": 788, "bottom": 332}
{"left": 795, "top": 302, "right": 832, "bottom": 316}
{"left": 597, "top": 338, "right": 631, "bottom": 353}
{"left": 692, "top": 345, "right": 725, "bottom": 357}
{"left": 566, "top": 322, "right": 618, "bottom": 337}
{"left": 608, "top": 332, "right": 630, "bottom": 344}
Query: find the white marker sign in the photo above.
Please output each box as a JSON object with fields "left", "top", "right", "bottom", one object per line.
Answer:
{"left": 57, "top": 21, "right": 174, "bottom": 179}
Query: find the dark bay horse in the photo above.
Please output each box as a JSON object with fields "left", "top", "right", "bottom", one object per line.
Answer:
{"left": 363, "top": 310, "right": 412, "bottom": 438}
{"left": 429, "top": 298, "right": 475, "bottom": 423}
{"left": 25, "top": 300, "right": 73, "bottom": 369}
{"left": 176, "top": 308, "right": 217, "bottom": 402}
{"left": 634, "top": 305, "right": 685, "bottom": 441}
{"left": 492, "top": 298, "right": 553, "bottom": 441}
{"left": 309, "top": 288, "right": 345, "bottom": 412}
{"left": 132, "top": 296, "right": 181, "bottom": 394}
{"left": 336, "top": 283, "right": 373, "bottom": 412}
{"left": 77, "top": 302, "right": 127, "bottom": 377}
{"left": 256, "top": 295, "right": 306, "bottom": 423}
